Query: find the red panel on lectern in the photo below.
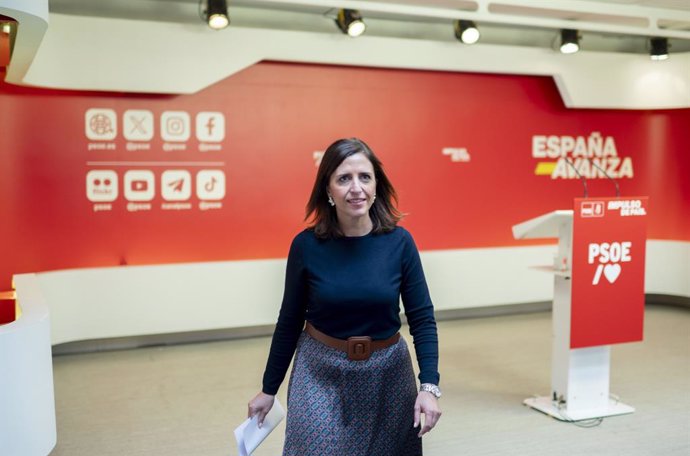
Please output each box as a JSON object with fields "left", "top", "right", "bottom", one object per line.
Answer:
{"left": 571, "top": 197, "right": 648, "bottom": 349}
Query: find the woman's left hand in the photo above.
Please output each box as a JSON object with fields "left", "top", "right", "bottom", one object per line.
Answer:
{"left": 414, "top": 391, "right": 442, "bottom": 437}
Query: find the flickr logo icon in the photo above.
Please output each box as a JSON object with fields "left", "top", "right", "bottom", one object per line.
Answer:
{"left": 86, "top": 170, "right": 118, "bottom": 202}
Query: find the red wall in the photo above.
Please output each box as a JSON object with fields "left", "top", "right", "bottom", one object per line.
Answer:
{"left": 1, "top": 62, "right": 688, "bottom": 293}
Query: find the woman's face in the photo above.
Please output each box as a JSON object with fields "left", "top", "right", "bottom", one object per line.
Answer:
{"left": 327, "top": 152, "right": 377, "bottom": 224}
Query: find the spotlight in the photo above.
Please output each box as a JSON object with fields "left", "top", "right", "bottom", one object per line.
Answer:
{"left": 1, "top": 23, "right": 10, "bottom": 35}
{"left": 650, "top": 37, "right": 669, "bottom": 61}
{"left": 454, "top": 20, "right": 480, "bottom": 44}
{"left": 336, "top": 9, "right": 366, "bottom": 37}
{"left": 560, "top": 29, "right": 580, "bottom": 54}
{"left": 206, "top": 0, "right": 229, "bottom": 30}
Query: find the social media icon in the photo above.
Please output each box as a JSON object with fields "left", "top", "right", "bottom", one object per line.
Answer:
{"left": 161, "top": 111, "right": 191, "bottom": 142}
{"left": 195, "top": 112, "right": 225, "bottom": 142}
{"left": 124, "top": 170, "right": 155, "bottom": 201}
{"left": 123, "top": 109, "right": 154, "bottom": 141}
{"left": 581, "top": 201, "right": 605, "bottom": 218}
{"left": 131, "top": 180, "right": 148, "bottom": 191}
{"left": 85, "top": 108, "right": 117, "bottom": 141}
{"left": 86, "top": 170, "right": 118, "bottom": 202}
{"left": 196, "top": 170, "right": 226, "bottom": 201}
{"left": 161, "top": 170, "right": 191, "bottom": 201}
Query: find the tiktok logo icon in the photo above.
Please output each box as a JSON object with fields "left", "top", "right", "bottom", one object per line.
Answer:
{"left": 196, "top": 112, "right": 225, "bottom": 142}
{"left": 196, "top": 170, "right": 226, "bottom": 200}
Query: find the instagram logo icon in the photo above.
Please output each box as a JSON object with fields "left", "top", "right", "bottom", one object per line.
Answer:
{"left": 161, "top": 111, "right": 191, "bottom": 142}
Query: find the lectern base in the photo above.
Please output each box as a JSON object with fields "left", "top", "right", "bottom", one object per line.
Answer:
{"left": 524, "top": 396, "right": 635, "bottom": 421}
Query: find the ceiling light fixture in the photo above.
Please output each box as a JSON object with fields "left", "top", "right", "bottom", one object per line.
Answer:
{"left": 650, "top": 37, "right": 669, "bottom": 61}
{"left": 205, "top": 0, "right": 229, "bottom": 30}
{"left": 336, "top": 9, "right": 366, "bottom": 37}
{"left": 560, "top": 29, "right": 580, "bottom": 54}
{"left": 454, "top": 20, "right": 480, "bottom": 44}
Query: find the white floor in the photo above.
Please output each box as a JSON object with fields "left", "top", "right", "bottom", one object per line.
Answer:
{"left": 50, "top": 305, "right": 690, "bottom": 456}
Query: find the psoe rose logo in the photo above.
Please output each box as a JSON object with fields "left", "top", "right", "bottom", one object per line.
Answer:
{"left": 588, "top": 241, "right": 632, "bottom": 285}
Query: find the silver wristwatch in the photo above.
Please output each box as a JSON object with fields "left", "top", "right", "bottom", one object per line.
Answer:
{"left": 420, "top": 383, "right": 442, "bottom": 399}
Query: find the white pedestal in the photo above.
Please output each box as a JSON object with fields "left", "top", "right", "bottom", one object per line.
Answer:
{"left": 524, "top": 396, "right": 635, "bottom": 421}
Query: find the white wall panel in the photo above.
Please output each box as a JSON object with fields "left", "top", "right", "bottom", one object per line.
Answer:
{"left": 18, "top": 240, "right": 687, "bottom": 346}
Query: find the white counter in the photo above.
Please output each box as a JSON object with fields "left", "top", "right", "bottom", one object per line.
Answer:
{"left": 0, "top": 274, "right": 56, "bottom": 456}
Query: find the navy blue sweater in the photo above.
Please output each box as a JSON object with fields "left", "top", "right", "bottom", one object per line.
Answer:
{"left": 261, "top": 226, "right": 440, "bottom": 395}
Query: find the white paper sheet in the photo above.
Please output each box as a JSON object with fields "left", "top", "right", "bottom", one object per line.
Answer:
{"left": 234, "top": 398, "right": 286, "bottom": 456}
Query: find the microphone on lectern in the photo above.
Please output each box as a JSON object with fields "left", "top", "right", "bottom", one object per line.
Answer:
{"left": 588, "top": 159, "right": 621, "bottom": 197}
{"left": 564, "top": 158, "right": 588, "bottom": 198}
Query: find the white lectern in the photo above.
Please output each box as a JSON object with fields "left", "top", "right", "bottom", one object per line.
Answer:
{"left": 512, "top": 210, "right": 634, "bottom": 421}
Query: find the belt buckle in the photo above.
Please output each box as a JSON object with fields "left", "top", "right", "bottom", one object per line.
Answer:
{"left": 347, "top": 336, "right": 372, "bottom": 361}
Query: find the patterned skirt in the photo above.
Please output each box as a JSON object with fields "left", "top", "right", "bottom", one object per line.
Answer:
{"left": 283, "top": 331, "right": 422, "bottom": 456}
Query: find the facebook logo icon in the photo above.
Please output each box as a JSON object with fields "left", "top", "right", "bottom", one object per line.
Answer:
{"left": 195, "top": 112, "right": 225, "bottom": 142}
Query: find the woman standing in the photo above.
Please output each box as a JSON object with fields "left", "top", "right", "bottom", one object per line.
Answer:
{"left": 248, "top": 138, "right": 441, "bottom": 455}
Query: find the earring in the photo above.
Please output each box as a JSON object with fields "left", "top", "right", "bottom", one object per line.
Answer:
{"left": 373, "top": 194, "right": 377, "bottom": 202}
{"left": 328, "top": 195, "right": 335, "bottom": 206}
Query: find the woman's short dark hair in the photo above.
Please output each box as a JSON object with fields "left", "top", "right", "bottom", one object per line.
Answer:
{"left": 306, "top": 138, "right": 403, "bottom": 238}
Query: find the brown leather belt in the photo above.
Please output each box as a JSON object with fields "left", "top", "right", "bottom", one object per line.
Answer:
{"left": 305, "top": 322, "right": 400, "bottom": 361}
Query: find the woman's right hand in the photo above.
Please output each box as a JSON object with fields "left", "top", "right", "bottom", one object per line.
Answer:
{"left": 248, "top": 392, "right": 275, "bottom": 428}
